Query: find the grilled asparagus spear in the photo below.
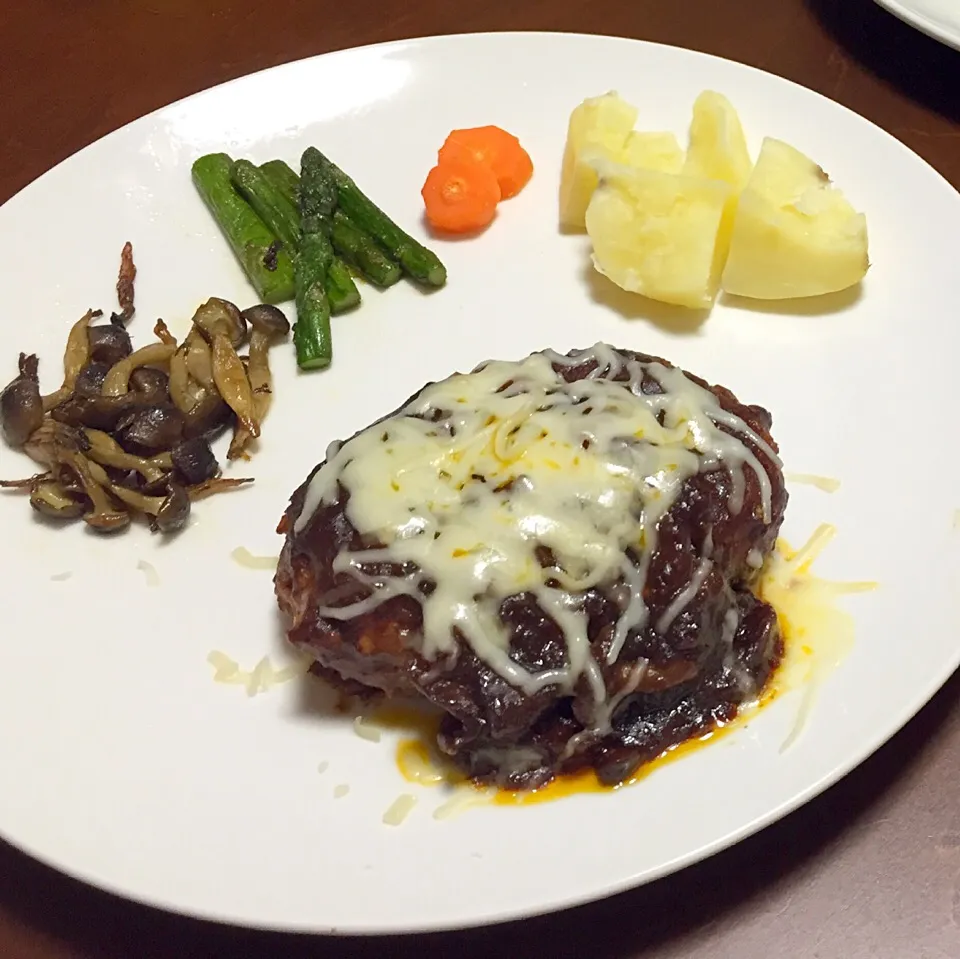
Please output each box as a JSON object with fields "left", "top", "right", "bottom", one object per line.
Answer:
{"left": 191, "top": 153, "right": 295, "bottom": 304}
{"left": 260, "top": 159, "right": 401, "bottom": 288}
{"left": 293, "top": 149, "right": 338, "bottom": 370}
{"left": 231, "top": 159, "right": 360, "bottom": 314}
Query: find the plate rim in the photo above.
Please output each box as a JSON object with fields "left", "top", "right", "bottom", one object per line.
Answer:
{"left": 4, "top": 29, "right": 959, "bottom": 211}
{"left": 1, "top": 29, "right": 959, "bottom": 935}
{"left": 873, "top": 0, "right": 960, "bottom": 51}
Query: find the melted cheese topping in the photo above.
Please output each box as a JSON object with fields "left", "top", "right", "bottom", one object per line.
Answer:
{"left": 231, "top": 546, "right": 279, "bottom": 570}
{"left": 382, "top": 793, "right": 418, "bottom": 826}
{"left": 784, "top": 472, "right": 841, "bottom": 493}
{"left": 206, "top": 650, "right": 311, "bottom": 696}
{"left": 391, "top": 524, "right": 877, "bottom": 809}
{"left": 137, "top": 559, "right": 161, "bottom": 587}
{"left": 759, "top": 523, "right": 877, "bottom": 751}
{"left": 433, "top": 785, "right": 496, "bottom": 820}
{"left": 297, "top": 344, "right": 781, "bottom": 709}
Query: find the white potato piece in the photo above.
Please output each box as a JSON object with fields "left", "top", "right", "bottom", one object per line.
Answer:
{"left": 622, "top": 131, "right": 685, "bottom": 174}
{"left": 721, "top": 137, "right": 869, "bottom": 300}
{"left": 586, "top": 160, "right": 737, "bottom": 309}
{"left": 559, "top": 91, "right": 638, "bottom": 230}
{"left": 682, "top": 90, "right": 753, "bottom": 190}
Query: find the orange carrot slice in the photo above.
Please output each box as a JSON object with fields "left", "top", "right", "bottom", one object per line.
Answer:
{"left": 421, "top": 158, "right": 501, "bottom": 234}
{"left": 438, "top": 126, "right": 534, "bottom": 199}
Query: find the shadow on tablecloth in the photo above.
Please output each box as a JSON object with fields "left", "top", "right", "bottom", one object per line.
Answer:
{"left": 808, "top": 0, "right": 960, "bottom": 122}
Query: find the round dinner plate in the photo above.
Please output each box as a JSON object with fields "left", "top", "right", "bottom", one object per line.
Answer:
{"left": 0, "top": 31, "right": 958, "bottom": 935}
{"left": 874, "top": 0, "right": 960, "bottom": 49}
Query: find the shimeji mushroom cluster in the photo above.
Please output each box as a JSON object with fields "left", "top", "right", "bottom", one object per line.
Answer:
{"left": 0, "top": 244, "right": 290, "bottom": 534}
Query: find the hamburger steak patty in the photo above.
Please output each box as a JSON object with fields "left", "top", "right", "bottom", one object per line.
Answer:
{"left": 275, "top": 344, "right": 788, "bottom": 789}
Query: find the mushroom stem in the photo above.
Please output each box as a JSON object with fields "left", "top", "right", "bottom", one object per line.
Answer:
{"left": 101, "top": 343, "right": 176, "bottom": 397}
{"left": 228, "top": 305, "right": 289, "bottom": 459}
{"left": 108, "top": 484, "right": 163, "bottom": 513}
{"left": 187, "top": 476, "right": 254, "bottom": 501}
{"left": 153, "top": 318, "right": 177, "bottom": 347}
{"left": 41, "top": 309, "right": 99, "bottom": 412}
{"left": 211, "top": 332, "right": 259, "bottom": 438}
{"left": 228, "top": 334, "right": 272, "bottom": 459}
{"left": 83, "top": 428, "right": 169, "bottom": 485}
{"left": 0, "top": 471, "right": 52, "bottom": 490}
{"left": 184, "top": 330, "right": 215, "bottom": 390}
{"left": 167, "top": 344, "right": 195, "bottom": 415}
{"left": 56, "top": 448, "right": 130, "bottom": 532}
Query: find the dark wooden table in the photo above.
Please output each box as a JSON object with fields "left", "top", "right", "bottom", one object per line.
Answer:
{"left": 2, "top": 2, "right": 959, "bottom": 957}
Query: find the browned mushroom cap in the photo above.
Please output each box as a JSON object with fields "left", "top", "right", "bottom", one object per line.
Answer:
{"left": 1, "top": 353, "right": 44, "bottom": 447}
{"left": 241, "top": 304, "right": 290, "bottom": 340}
{"left": 86, "top": 507, "right": 130, "bottom": 533}
{"left": 22, "top": 419, "right": 58, "bottom": 470}
{"left": 182, "top": 387, "right": 231, "bottom": 439}
{"left": 116, "top": 404, "right": 184, "bottom": 454}
{"left": 101, "top": 342, "right": 176, "bottom": 396}
{"left": 191, "top": 298, "right": 247, "bottom": 348}
{"left": 29, "top": 481, "right": 86, "bottom": 520}
{"left": 51, "top": 391, "right": 155, "bottom": 432}
{"left": 170, "top": 437, "right": 219, "bottom": 486}
{"left": 155, "top": 483, "right": 190, "bottom": 532}
{"left": 74, "top": 360, "right": 112, "bottom": 397}
{"left": 128, "top": 367, "right": 169, "bottom": 400}
{"left": 87, "top": 322, "right": 133, "bottom": 366}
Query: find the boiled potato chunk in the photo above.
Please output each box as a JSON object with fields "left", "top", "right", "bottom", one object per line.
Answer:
{"left": 622, "top": 131, "right": 685, "bottom": 174}
{"left": 683, "top": 91, "right": 752, "bottom": 190}
{"left": 559, "top": 92, "right": 638, "bottom": 230}
{"left": 721, "top": 137, "right": 869, "bottom": 299}
{"left": 585, "top": 162, "right": 737, "bottom": 309}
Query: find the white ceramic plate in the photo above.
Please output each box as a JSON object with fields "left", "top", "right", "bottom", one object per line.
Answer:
{"left": 874, "top": 0, "right": 960, "bottom": 50}
{"left": 0, "top": 32, "right": 958, "bottom": 935}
